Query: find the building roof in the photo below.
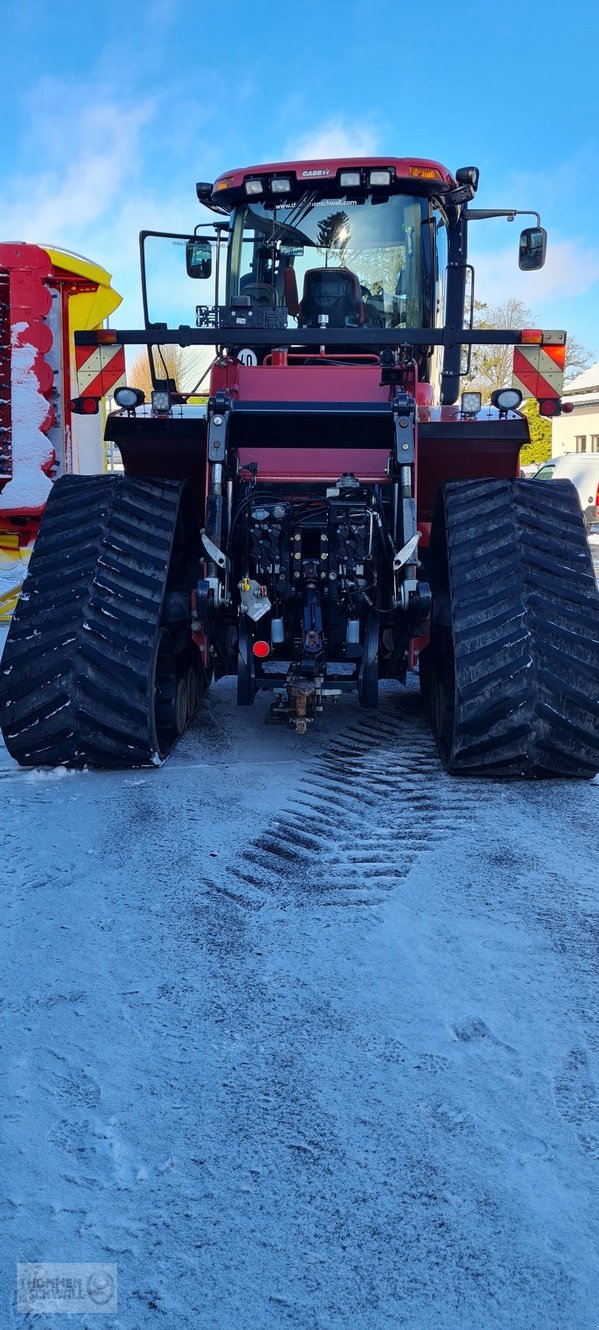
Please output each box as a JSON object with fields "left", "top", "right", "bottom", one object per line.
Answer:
{"left": 563, "top": 359, "right": 599, "bottom": 404}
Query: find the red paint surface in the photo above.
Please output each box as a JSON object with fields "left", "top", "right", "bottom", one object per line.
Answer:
{"left": 213, "top": 156, "right": 455, "bottom": 193}
{"left": 236, "top": 447, "right": 391, "bottom": 484}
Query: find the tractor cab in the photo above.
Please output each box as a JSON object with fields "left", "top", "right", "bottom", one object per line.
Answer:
{"left": 141, "top": 156, "right": 546, "bottom": 402}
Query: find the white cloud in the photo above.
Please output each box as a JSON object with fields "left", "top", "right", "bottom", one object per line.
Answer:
{"left": 471, "top": 237, "right": 599, "bottom": 307}
{"left": 285, "top": 117, "right": 382, "bottom": 161}
{"left": 3, "top": 97, "right": 155, "bottom": 244}
{"left": 1, "top": 72, "right": 203, "bottom": 326}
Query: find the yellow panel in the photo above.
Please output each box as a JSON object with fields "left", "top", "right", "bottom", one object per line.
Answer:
{"left": 42, "top": 246, "right": 123, "bottom": 329}
{"left": 68, "top": 286, "right": 122, "bottom": 332}
{"left": 42, "top": 246, "right": 115, "bottom": 289}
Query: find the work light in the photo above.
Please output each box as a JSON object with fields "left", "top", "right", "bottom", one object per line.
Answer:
{"left": 271, "top": 177, "right": 292, "bottom": 194}
{"left": 151, "top": 389, "right": 171, "bottom": 414}
{"left": 490, "top": 388, "right": 522, "bottom": 412}
{"left": 115, "top": 387, "right": 145, "bottom": 409}
{"left": 244, "top": 179, "right": 263, "bottom": 196}
{"left": 461, "top": 391, "right": 482, "bottom": 417}
{"left": 369, "top": 169, "right": 392, "bottom": 187}
{"left": 339, "top": 170, "right": 361, "bottom": 188}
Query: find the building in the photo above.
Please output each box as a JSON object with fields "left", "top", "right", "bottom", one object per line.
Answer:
{"left": 552, "top": 360, "right": 599, "bottom": 457}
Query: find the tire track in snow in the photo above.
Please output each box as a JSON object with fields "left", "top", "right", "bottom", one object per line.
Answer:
{"left": 208, "top": 692, "right": 483, "bottom": 907}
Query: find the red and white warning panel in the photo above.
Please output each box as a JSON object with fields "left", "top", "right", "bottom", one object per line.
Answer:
{"left": 512, "top": 330, "right": 566, "bottom": 401}
{"left": 75, "top": 343, "right": 126, "bottom": 399}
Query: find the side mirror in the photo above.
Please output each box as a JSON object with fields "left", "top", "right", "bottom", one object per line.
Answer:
{"left": 186, "top": 238, "right": 212, "bottom": 279}
{"left": 518, "top": 226, "right": 547, "bottom": 271}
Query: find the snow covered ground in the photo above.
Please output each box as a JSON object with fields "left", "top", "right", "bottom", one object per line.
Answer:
{"left": 1, "top": 644, "right": 598, "bottom": 1330}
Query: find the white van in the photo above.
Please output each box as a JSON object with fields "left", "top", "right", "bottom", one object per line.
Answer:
{"left": 533, "top": 454, "right": 599, "bottom": 530}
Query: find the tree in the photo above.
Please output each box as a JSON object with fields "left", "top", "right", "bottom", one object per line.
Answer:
{"left": 564, "top": 334, "right": 595, "bottom": 380}
{"left": 465, "top": 297, "right": 595, "bottom": 396}
{"left": 519, "top": 399, "right": 551, "bottom": 467}
{"left": 465, "top": 298, "right": 533, "bottom": 397}
{"left": 316, "top": 210, "right": 351, "bottom": 261}
{"left": 127, "top": 346, "right": 210, "bottom": 398}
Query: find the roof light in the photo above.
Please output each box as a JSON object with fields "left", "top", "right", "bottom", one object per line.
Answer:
{"left": 490, "top": 388, "right": 522, "bottom": 412}
{"left": 214, "top": 177, "right": 233, "bottom": 192}
{"left": 114, "top": 386, "right": 145, "bottom": 409}
{"left": 461, "top": 391, "right": 481, "bottom": 417}
{"left": 252, "top": 640, "right": 270, "bottom": 658}
{"left": 245, "top": 178, "right": 263, "bottom": 196}
{"left": 339, "top": 170, "right": 362, "bottom": 188}
{"left": 521, "top": 329, "right": 543, "bottom": 344}
{"left": 369, "top": 169, "right": 392, "bottom": 187}
{"left": 409, "top": 166, "right": 442, "bottom": 179}
{"left": 151, "top": 389, "right": 171, "bottom": 414}
{"left": 271, "top": 177, "right": 292, "bottom": 194}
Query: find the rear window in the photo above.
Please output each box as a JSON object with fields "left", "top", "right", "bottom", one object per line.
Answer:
{"left": 534, "top": 464, "right": 555, "bottom": 480}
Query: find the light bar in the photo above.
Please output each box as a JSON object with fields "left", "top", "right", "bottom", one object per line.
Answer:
{"left": 244, "top": 178, "right": 263, "bottom": 196}
{"left": 339, "top": 170, "right": 362, "bottom": 188}
{"left": 369, "top": 169, "right": 392, "bottom": 187}
{"left": 271, "top": 177, "right": 292, "bottom": 194}
{"left": 461, "top": 391, "right": 482, "bottom": 417}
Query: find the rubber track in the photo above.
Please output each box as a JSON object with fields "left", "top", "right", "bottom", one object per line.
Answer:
{"left": 442, "top": 477, "right": 599, "bottom": 777}
{"left": 0, "top": 475, "right": 186, "bottom": 768}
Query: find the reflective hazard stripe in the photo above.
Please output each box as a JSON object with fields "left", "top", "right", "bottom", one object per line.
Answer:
{"left": 511, "top": 331, "right": 566, "bottom": 401}
{"left": 75, "top": 344, "right": 126, "bottom": 398}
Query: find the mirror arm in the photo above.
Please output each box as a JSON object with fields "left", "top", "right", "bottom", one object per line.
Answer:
{"left": 466, "top": 208, "right": 541, "bottom": 227}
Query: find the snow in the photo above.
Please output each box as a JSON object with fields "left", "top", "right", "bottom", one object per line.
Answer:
{"left": 563, "top": 359, "right": 599, "bottom": 396}
{"left": 0, "top": 325, "right": 54, "bottom": 514}
{"left": 1, "top": 650, "right": 598, "bottom": 1329}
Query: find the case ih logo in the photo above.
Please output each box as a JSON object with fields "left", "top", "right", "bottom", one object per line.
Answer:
{"left": 301, "top": 169, "right": 330, "bottom": 177}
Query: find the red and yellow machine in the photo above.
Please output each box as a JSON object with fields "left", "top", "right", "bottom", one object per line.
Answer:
{"left": 0, "top": 244, "right": 123, "bottom": 620}
{"left": 1, "top": 157, "right": 598, "bottom": 777}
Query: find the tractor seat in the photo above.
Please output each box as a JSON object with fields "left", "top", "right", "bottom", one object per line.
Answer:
{"left": 239, "top": 282, "right": 277, "bottom": 308}
{"left": 299, "top": 268, "right": 367, "bottom": 328}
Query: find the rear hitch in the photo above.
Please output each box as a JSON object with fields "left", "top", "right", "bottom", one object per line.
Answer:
{"left": 268, "top": 672, "right": 341, "bottom": 733}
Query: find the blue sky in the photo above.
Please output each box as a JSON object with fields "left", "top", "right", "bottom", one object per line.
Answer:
{"left": 2, "top": 0, "right": 599, "bottom": 356}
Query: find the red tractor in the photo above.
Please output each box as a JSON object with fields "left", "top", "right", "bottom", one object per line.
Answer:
{"left": 2, "top": 155, "right": 599, "bottom": 776}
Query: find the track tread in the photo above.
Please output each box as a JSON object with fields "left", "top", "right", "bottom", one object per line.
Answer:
{"left": 0, "top": 474, "right": 191, "bottom": 767}
{"left": 429, "top": 477, "right": 599, "bottom": 777}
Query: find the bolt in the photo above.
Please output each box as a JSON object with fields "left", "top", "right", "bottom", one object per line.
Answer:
{"left": 294, "top": 552, "right": 301, "bottom": 560}
{"left": 401, "top": 443, "right": 409, "bottom": 451}
{"left": 213, "top": 415, "right": 223, "bottom": 425}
